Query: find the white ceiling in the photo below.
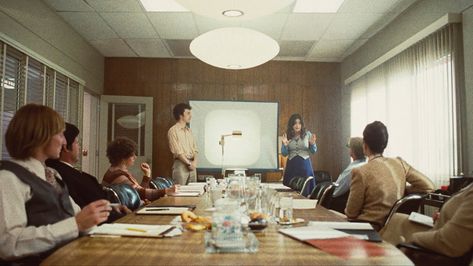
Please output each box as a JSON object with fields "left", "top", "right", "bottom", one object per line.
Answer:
{"left": 42, "top": 0, "right": 417, "bottom": 62}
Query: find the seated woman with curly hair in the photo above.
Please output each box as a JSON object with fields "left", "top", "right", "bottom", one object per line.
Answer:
{"left": 102, "top": 137, "right": 176, "bottom": 201}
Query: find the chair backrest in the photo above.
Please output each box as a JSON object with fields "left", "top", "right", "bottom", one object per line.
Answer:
{"left": 318, "top": 183, "right": 337, "bottom": 208}
{"left": 309, "top": 181, "right": 331, "bottom": 200}
{"left": 104, "top": 183, "right": 141, "bottom": 211}
{"left": 300, "top": 176, "right": 314, "bottom": 197}
{"left": 150, "top": 177, "right": 171, "bottom": 189}
{"left": 314, "top": 170, "right": 332, "bottom": 183}
{"left": 288, "top": 176, "right": 307, "bottom": 191}
{"left": 384, "top": 194, "right": 424, "bottom": 227}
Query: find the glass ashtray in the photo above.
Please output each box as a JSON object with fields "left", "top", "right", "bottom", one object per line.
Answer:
{"left": 204, "top": 231, "right": 259, "bottom": 253}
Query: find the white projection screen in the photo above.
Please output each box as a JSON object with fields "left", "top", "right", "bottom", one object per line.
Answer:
{"left": 190, "top": 100, "right": 279, "bottom": 170}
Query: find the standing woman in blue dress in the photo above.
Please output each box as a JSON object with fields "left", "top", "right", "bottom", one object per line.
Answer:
{"left": 281, "top": 114, "right": 317, "bottom": 194}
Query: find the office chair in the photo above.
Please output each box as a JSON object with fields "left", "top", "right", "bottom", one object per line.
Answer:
{"left": 288, "top": 176, "right": 307, "bottom": 192}
{"left": 383, "top": 194, "right": 425, "bottom": 228}
{"left": 313, "top": 170, "right": 332, "bottom": 183}
{"left": 397, "top": 243, "right": 473, "bottom": 266}
{"left": 309, "top": 181, "right": 332, "bottom": 200}
{"left": 103, "top": 183, "right": 141, "bottom": 211}
{"left": 300, "top": 176, "right": 314, "bottom": 197}
{"left": 318, "top": 183, "right": 337, "bottom": 209}
{"left": 150, "top": 177, "right": 171, "bottom": 189}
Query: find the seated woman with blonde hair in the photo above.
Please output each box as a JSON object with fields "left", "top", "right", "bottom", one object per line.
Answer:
{"left": 381, "top": 183, "right": 473, "bottom": 258}
{"left": 102, "top": 137, "right": 176, "bottom": 202}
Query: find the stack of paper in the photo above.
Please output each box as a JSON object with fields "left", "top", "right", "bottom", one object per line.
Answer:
{"left": 293, "top": 199, "right": 318, "bottom": 209}
{"left": 89, "top": 223, "right": 181, "bottom": 238}
{"left": 262, "top": 183, "right": 291, "bottom": 191}
{"left": 178, "top": 185, "right": 204, "bottom": 195}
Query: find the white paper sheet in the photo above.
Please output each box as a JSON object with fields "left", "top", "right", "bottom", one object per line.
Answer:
{"left": 279, "top": 226, "right": 349, "bottom": 240}
{"left": 262, "top": 183, "right": 291, "bottom": 190}
{"left": 169, "top": 191, "right": 200, "bottom": 197}
{"left": 293, "top": 199, "right": 318, "bottom": 209}
{"left": 89, "top": 223, "right": 181, "bottom": 237}
{"left": 308, "top": 221, "right": 374, "bottom": 230}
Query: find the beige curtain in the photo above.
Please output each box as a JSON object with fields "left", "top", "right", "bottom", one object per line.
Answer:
{"left": 349, "top": 24, "right": 464, "bottom": 187}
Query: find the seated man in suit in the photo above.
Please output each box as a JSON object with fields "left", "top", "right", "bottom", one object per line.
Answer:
{"left": 46, "top": 123, "right": 129, "bottom": 222}
{"left": 330, "top": 137, "right": 366, "bottom": 213}
{"left": 381, "top": 183, "right": 473, "bottom": 258}
{"left": 345, "top": 121, "right": 435, "bottom": 230}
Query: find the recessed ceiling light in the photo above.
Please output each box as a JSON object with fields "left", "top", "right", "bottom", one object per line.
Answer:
{"left": 293, "top": 0, "right": 345, "bottom": 13}
{"left": 175, "top": 0, "right": 295, "bottom": 20}
{"left": 140, "top": 0, "right": 188, "bottom": 12}
{"left": 222, "top": 10, "right": 244, "bottom": 17}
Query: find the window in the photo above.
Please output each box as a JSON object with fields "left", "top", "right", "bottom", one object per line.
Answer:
{"left": 0, "top": 41, "right": 84, "bottom": 160}
{"left": 349, "top": 24, "right": 462, "bottom": 186}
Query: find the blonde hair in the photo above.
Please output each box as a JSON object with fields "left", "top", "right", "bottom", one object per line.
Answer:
{"left": 5, "top": 104, "right": 65, "bottom": 159}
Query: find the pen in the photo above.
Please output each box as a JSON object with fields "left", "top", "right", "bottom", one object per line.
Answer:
{"left": 126, "top": 227, "right": 147, "bottom": 233}
{"left": 145, "top": 208, "right": 170, "bottom": 211}
{"left": 159, "top": 226, "right": 176, "bottom": 237}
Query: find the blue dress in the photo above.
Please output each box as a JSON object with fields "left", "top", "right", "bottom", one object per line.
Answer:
{"left": 281, "top": 131, "right": 317, "bottom": 196}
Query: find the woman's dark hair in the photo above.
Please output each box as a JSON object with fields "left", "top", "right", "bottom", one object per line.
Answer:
{"left": 106, "top": 137, "right": 137, "bottom": 165}
{"left": 172, "top": 103, "right": 191, "bottom": 121}
{"left": 363, "top": 121, "right": 388, "bottom": 154}
{"left": 286, "top": 113, "right": 307, "bottom": 140}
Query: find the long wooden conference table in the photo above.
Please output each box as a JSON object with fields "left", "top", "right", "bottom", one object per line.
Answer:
{"left": 42, "top": 190, "right": 413, "bottom": 265}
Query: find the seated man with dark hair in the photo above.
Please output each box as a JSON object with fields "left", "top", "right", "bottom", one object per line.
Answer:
{"left": 345, "top": 121, "right": 435, "bottom": 230}
{"left": 46, "top": 123, "right": 129, "bottom": 222}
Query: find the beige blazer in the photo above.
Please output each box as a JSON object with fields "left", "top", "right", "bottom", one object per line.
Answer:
{"left": 345, "top": 157, "right": 434, "bottom": 228}
{"left": 381, "top": 183, "right": 473, "bottom": 257}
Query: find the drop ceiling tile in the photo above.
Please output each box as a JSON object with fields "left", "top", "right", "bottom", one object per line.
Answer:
{"left": 164, "top": 39, "right": 193, "bottom": 57}
{"left": 193, "top": 14, "right": 241, "bottom": 34}
{"left": 90, "top": 39, "right": 137, "bottom": 57}
{"left": 322, "top": 13, "right": 384, "bottom": 40}
{"left": 240, "top": 14, "right": 288, "bottom": 40}
{"left": 126, "top": 38, "right": 171, "bottom": 57}
{"left": 42, "top": 0, "right": 94, "bottom": 11}
{"left": 281, "top": 13, "right": 335, "bottom": 41}
{"left": 147, "top": 13, "right": 198, "bottom": 39}
{"left": 308, "top": 39, "right": 353, "bottom": 59}
{"left": 58, "top": 12, "right": 118, "bottom": 40}
{"left": 100, "top": 12, "right": 157, "bottom": 38}
{"left": 86, "top": 0, "right": 143, "bottom": 12}
{"left": 338, "top": 0, "right": 401, "bottom": 13}
{"left": 278, "top": 41, "right": 314, "bottom": 57}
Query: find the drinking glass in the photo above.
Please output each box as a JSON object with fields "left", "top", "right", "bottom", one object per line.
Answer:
{"left": 278, "top": 196, "right": 293, "bottom": 225}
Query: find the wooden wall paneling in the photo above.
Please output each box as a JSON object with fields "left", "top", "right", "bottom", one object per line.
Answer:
{"left": 104, "top": 58, "right": 343, "bottom": 179}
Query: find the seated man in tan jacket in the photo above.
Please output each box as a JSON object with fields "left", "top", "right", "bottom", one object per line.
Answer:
{"left": 381, "top": 183, "right": 473, "bottom": 258}
{"left": 345, "top": 121, "right": 435, "bottom": 230}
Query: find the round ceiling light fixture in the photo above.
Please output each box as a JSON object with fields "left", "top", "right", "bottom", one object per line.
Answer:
{"left": 175, "top": 0, "right": 295, "bottom": 20}
{"left": 190, "top": 27, "right": 280, "bottom": 70}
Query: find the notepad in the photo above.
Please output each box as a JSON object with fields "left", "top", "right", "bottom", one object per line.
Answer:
{"left": 89, "top": 223, "right": 181, "bottom": 238}
{"left": 136, "top": 206, "right": 191, "bottom": 215}
{"left": 408, "top": 212, "right": 434, "bottom": 227}
{"left": 178, "top": 185, "right": 204, "bottom": 195}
